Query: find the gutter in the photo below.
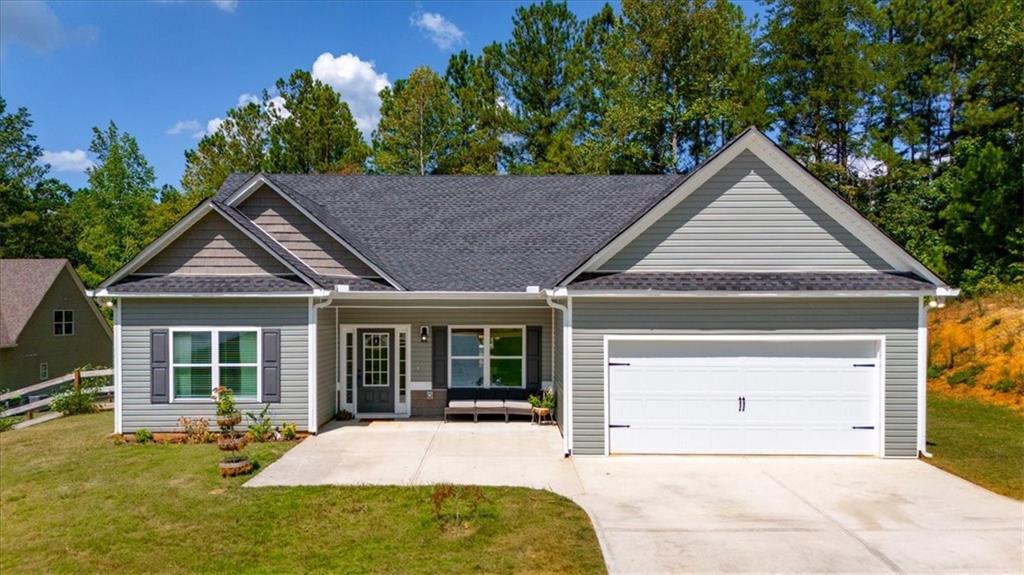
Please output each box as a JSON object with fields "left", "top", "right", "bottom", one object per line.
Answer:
{"left": 543, "top": 288, "right": 572, "bottom": 457}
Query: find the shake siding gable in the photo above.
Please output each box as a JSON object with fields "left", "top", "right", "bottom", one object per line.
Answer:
{"left": 238, "top": 185, "right": 377, "bottom": 278}
{"left": 600, "top": 151, "right": 891, "bottom": 273}
{"left": 119, "top": 299, "right": 308, "bottom": 432}
{"left": 137, "top": 211, "right": 289, "bottom": 276}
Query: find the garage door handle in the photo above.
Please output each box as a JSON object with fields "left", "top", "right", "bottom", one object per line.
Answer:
{"left": 853, "top": 363, "right": 875, "bottom": 367}
{"left": 608, "top": 362, "right": 631, "bottom": 367}
{"left": 609, "top": 424, "right": 631, "bottom": 429}
{"left": 852, "top": 426, "right": 875, "bottom": 430}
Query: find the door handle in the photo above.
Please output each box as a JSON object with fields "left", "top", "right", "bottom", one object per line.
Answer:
{"left": 738, "top": 396, "right": 742, "bottom": 412}
{"left": 738, "top": 396, "right": 746, "bottom": 412}
{"left": 609, "top": 424, "right": 631, "bottom": 429}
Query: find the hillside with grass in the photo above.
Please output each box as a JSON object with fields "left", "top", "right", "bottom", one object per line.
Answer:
{"left": 929, "top": 292, "right": 1024, "bottom": 410}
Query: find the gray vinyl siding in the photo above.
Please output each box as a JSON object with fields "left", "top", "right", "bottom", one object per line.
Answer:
{"left": 138, "top": 212, "right": 290, "bottom": 276}
{"left": 239, "top": 186, "right": 377, "bottom": 278}
{"left": 316, "top": 307, "right": 337, "bottom": 426}
{"left": 601, "top": 151, "right": 891, "bottom": 272}
{"left": 570, "top": 297, "right": 918, "bottom": 457}
{"left": 334, "top": 300, "right": 554, "bottom": 387}
{"left": 120, "top": 298, "right": 309, "bottom": 432}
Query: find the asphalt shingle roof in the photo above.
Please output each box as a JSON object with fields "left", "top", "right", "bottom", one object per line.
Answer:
{"left": 214, "top": 174, "right": 687, "bottom": 291}
{"left": 568, "top": 272, "right": 935, "bottom": 292}
{"left": 0, "top": 259, "right": 68, "bottom": 347}
{"left": 108, "top": 275, "right": 313, "bottom": 294}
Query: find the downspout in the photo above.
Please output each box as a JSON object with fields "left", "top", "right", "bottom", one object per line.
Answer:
{"left": 918, "top": 296, "right": 933, "bottom": 458}
{"left": 544, "top": 288, "right": 572, "bottom": 457}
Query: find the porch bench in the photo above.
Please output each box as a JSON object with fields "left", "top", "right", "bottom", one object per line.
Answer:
{"left": 475, "top": 400, "right": 506, "bottom": 421}
{"left": 444, "top": 400, "right": 477, "bottom": 422}
{"left": 504, "top": 400, "right": 533, "bottom": 421}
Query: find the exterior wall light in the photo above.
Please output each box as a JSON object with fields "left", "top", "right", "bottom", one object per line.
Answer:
{"left": 420, "top": 325, "right": 430, "bottom": 343}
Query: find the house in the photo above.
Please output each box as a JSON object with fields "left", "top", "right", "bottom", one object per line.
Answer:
{"left": 1, "top": 259, "right": 113, "bottom": 390}
{"left": 90, "top": 128, "right": 956, "bottom": 457}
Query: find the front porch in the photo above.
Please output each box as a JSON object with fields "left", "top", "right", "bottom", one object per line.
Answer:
{"left": 246, "top": 419, "right": 580, "bottom": 494}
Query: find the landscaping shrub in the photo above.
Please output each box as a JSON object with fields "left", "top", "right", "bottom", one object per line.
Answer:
{"left": 245, "top": 404, "right": 273, "bottom": 442}
{"left": 50, "top": 379, "right": 101, "bottom": 415}
{"left": 280, "top": 422, "right": 298, "bottom": 440}
{"left": 177, "top": 416, "right": 211, "bottom": 444}
{"left": 0, "top": 416, "right": 20, "bottom": 433}
{"left": 135, "top": 429, "right": 154, "bottom": 444}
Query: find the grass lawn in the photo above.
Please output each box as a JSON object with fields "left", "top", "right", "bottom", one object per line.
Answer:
{"left": 926, "top": 391, "right": 1024, "bottom": 500}
{"left": 0, "top": 413, "right": 605, "bottom": 574}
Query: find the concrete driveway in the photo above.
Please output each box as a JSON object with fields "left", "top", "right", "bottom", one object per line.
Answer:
{"left": 573, "top": 456, "right": 1023, "bottom": 574}
{"left": 249, "top": 423, "right": 1022, "bottom": 574}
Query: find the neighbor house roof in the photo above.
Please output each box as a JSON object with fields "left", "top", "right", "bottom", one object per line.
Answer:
{"left": 568, "top": 271, "right": 935, "bottom": 293}
{"left": 0, "top": 259, "right": 80, "bottom": 347}
{"left": 212, "top": 173, "right": 687, "bottom": 291}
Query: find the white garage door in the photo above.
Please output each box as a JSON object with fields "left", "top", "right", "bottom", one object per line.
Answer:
{"left": 608, "top": 339, "right": 881, "bottom": 455}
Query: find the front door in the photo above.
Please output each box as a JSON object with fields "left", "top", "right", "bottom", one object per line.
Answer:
{"left": 357, "top": 329, "right": 395, "bottom": 413}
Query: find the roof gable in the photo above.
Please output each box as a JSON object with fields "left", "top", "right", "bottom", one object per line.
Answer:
{"left": 599, "top": 150, "right": 891, "bottom": 273}
{"left": 564, "top": 128, "right": 947, "bottom": 287}
{"left": 0, "top": 260, "right": 110, "bottom": 347}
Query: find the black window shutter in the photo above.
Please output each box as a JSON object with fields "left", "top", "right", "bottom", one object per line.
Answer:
{"left": 431, "top": 326, "right": 447, "bottom": 389}
{"left": 262, "top": 329, "right": 281, "bottom": 403}
{"left": 150, "top": 329, "right": 169, "bottom": 403}
{"left": 526, "top": 325, "right": 542, "bottom": 390}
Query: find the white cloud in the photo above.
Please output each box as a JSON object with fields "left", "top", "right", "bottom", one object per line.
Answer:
{"left": 203, "top": 117, "right": 224, "bottom": 137}
{"left": 41, "top": 149, "right": 93, "bottom": 172}
{"left": 266, "top": 95, "right": 291, "bottom": 120}
{"left": 166, "top": 119, "right": 201, "bottom": 136}
{"left": 411, "top": 11, "right": 465, "bottom": 50}
{"left": 237, "top": 92, "right": 259, "bottom": 107}
{"left": 0, "top": 1, "right": 98, "bottom": 54}
{"left": 210, "top": 0, "right": 237, "bottom": 12}
{"left": 311, "top": 52, "right": 390, "bottom": 136}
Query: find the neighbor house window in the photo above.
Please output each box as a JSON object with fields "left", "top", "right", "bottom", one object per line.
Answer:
{"left": 171, "top": 328, "right": 259, "bottom": 401}
{"left": 53, "top": 310, "right": 74, "bottom": 336}
{"left": 449, "top": 327, "right": 524, "bottom": 388}
{"left": 39, "top": 362, "right": 48, "bottom": 380}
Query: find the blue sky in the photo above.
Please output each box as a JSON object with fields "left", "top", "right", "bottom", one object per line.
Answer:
{"left": 1, "top": 0, "right": 763, "bottom": 189}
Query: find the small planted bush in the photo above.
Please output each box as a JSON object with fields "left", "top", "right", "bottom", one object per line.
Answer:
{"left": 177, "top": 416, "right": 211, "bottom": 444}
{"left": 0, "top": 416, "right": 20, "bottom": 433}
{"left": 50, "top": 380, "right": 101, "bottom": 415}
{"left": 246, "top": 404, "right": 273, "bottom": 442}
{"left": 135, "top": 429, "right": 154, "bottom": 444}
{"left": 431, "top": 484, "right": 490, "bottom": 534}
{"left": 280, "top": 422, "right": 298, "bottom": 440}
{"left": 948, "top": 365, "right": 985, "bottom": 387}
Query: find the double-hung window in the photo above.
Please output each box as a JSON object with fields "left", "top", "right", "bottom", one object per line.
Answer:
{"left": 449, "top": 327, "right": 524, "bottom": 388}
{"left": 171, "top": 328, "right": 259, "bottom": 401}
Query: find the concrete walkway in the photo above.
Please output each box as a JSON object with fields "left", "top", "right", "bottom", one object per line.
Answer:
{"left": 248, "top": 422, "right": 1023, "bottom": 574}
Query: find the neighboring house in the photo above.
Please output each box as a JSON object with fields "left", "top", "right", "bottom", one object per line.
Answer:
{"left": 91, "top": 128, "right": 956, "bottom": 458}
{"left": 0, "top": 259, "right": 113, "bottom": 390}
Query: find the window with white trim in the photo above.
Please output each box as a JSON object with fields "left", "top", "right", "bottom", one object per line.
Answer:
{"left": 53, "top": 310, "right": 74, "bottom": 336}
{"left": 449, "top": 327, "right": 524, "bottom": 388}
{"left": 171, "top": 329, "right": 259, "bottom": 400}
{"left": 39, "top": 362, "right": 48, "bottom": 380}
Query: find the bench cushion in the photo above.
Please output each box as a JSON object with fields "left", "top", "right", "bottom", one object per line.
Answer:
{"left": 475, "top": 400, "right": 504, "bottom": 409}
{"left": 447, "top": 400, "right": 475, "bottom": 409}
{"left": 505, "top": 400, "right": 532, "bottom": 410}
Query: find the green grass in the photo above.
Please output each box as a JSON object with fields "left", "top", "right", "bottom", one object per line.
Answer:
{"left": 0, "top": 412, "right": 605, "bottom": 574}
{"left": 926, "top": 392, "right": 1024, "bottom": 500}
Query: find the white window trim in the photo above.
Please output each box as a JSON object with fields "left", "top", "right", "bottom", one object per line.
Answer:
{"left": 168, "top": 327, "right": 262, "bottom": 403}
{"left": 39, "top": 362, "right": 49, "bottom": 380}
{"left": 53, "top": 309, "right": 74, "bottom": 336}
{"left": 447, "top": 326, "right": 527, "bottom": 389}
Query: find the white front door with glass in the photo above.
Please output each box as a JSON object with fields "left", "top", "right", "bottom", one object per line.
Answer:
{"left": 170, "top": 328, "right": 260, "bottom": 401}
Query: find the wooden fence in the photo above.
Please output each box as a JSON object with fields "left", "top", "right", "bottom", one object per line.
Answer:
{"left": 1, "top": 368, "right": 113, "bottom": 418}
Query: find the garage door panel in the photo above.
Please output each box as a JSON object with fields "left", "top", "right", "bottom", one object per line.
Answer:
{"left": 608, "top": 339, "right": 880, "bottom": 455}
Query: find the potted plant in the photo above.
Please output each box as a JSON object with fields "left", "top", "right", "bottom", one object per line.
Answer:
{"left": 528, "top": 388, "right": 556, "bottom": 422}
{"left": 213, "top": 387, "right": 252, "bottom": 476}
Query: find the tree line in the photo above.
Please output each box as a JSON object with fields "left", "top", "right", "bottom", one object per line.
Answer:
{"left": 1, "top": 0, "right": 1020, "bottom": 291}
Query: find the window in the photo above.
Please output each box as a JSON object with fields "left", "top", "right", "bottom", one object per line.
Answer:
{"left": 398, "top": 331, "right": 407, "bottom": 402}
{"left": 345, "top": 332, "right": 354, "bottom": 403}
{"left": 39, "top": 362, "right": 48, "bottom": 380}
{"left": 449, "top": 327, "right": 524, "bottom": 388}
{"left": 171, "top": 328, "right": 259, "bottom": 401}
{"left": 53, "top": 310, "right": 74, "bottom": 336}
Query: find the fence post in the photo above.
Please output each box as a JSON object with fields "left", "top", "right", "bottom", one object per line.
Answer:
{"left": 74, "top": 368, "right": 81, "bottom": 393}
